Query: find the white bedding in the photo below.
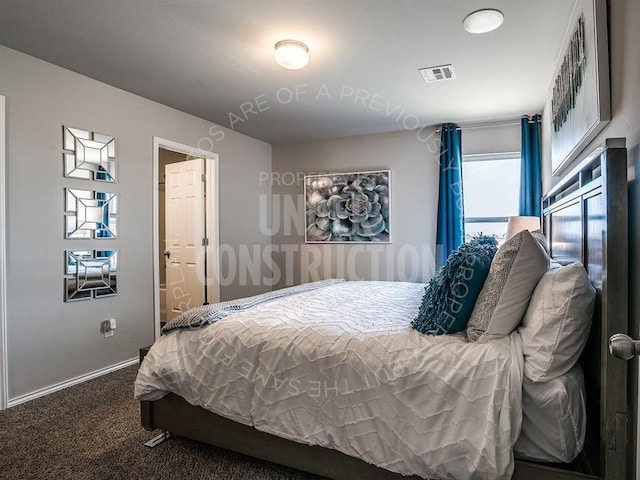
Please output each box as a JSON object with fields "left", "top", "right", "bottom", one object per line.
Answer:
{"left": 135, "top": 281, "right": 524, "bottom": 480}
{"left": 514, "top": 364, "right": 586, "bottom": 463}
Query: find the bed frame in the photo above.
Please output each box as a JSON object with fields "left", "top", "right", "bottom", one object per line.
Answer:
{"left": 140, "top": 138, "right": 629, "bottom": 480}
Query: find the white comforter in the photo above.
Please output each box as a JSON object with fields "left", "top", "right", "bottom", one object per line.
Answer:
{"left": 135, "top": 281, "right": 524, "bottom": 480}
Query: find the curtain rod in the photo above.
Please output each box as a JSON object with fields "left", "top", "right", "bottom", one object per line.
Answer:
{"left": 434, "top": 117, "right": 537, "bottom": 133}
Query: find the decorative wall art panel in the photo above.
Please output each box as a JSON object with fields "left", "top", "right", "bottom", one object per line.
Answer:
{"left": 63, "top": 126, "right": 116, "bottom": 182}
{"left": 549, "top": 0, "right": 610, "bottom": 175}
{"left": 65, "top": 188, "right": 118, "bottom": 239}
{"left": 305, "top": 170, "right": 390, "bottom": 243}
{"left": 64, "top": 250, "right": 117, "bottom": 301}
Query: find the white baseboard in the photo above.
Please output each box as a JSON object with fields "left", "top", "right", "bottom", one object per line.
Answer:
{"left": 7, "top": 357, "right": 138, "bottom": 408}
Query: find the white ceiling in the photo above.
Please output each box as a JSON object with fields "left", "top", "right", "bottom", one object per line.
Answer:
{"left": 0, "top": 0, "right": 576, "bottom": 144}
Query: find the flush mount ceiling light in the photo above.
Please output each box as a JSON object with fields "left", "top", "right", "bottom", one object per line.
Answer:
{"left": 463, "top": 9, "right": 504, "bottom": 34}
{"left": 274, "top": 40, "right": 309, "bottom": 70}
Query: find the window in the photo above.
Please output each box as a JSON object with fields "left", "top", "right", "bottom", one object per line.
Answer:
{"left": 462, "top": 153, "right": 520, "bottom": 244}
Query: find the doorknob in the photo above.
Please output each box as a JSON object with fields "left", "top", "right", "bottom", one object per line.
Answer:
{"left": 609, "top": 333, "right": 640, "bottom": 360}
{"left": 163, "top": 250, "right": 171, "bottom": 259}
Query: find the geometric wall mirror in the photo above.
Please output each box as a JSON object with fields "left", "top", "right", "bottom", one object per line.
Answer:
{"left": 63, "top": 126, "right": 116, "bottom": 182}
{"left": 65, "top": 188, "right": 118, "bottom": 239}
{"left": 64, "top": 250, "right": 117, "bottom": 301}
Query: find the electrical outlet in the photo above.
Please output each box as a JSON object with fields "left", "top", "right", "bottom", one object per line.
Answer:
{"left": 100, "top": 319, "right": 116, "bottom": 337}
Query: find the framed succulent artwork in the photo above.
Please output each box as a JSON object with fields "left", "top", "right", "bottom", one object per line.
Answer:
{"left": 304, "top": 170, "right": 390, "bottom": 243}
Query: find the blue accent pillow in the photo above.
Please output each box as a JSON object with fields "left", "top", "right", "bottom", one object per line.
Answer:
{"left": 412, "top": 235, "right": 498, "bottom": 335}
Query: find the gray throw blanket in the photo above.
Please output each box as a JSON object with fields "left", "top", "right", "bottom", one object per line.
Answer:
{"left": 162, "top": 279, "right": 345, "bottom": 334}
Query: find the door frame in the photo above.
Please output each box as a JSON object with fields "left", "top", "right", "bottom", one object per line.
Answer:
{"left": 152, "top": 137, "right": 219, "bottom": 340}
{"left": 0, "top": 95, "right": 7, "bottom": 410}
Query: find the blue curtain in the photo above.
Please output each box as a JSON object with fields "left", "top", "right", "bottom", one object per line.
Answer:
{"left": 436, "top": 123, "right": 464, "bottom": 268}
{"left": 519, "top": 115, "right": 542, "bottom": 217}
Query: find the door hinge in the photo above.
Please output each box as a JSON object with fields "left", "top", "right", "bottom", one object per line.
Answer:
{"left": 201, "top": 174, "right": 207, "bottom": 182}
{"left": 202, "top": 237, "right": 209, "bottom": 246}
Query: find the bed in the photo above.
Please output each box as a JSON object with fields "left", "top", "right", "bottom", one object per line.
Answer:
{"left": 136, "top": 138, "right": 629, "bottom": 480}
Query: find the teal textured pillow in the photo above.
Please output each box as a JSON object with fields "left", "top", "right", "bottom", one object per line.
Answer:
{"left": 412, "top": 236, "right": 498, "bottom": 335}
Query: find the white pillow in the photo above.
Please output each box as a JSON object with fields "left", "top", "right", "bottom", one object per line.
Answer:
{"left": 519, "top": 262, "right": 596, "bottom": 382}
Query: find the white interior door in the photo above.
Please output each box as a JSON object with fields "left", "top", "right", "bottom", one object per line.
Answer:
{"left": 165, "top": 158, "right": 205, "bottom": 320}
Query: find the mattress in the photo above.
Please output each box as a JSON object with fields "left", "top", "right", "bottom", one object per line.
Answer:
{"left": 514, "top": 364, "right": 586, "bottom": 463}
{"left": 135, "top": 280, "right": 524, "bottom": 480}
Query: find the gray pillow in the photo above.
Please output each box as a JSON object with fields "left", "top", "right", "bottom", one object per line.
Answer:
{"left": 530, "top": 230, "right": 550, "bottom": 255}
{"left": 466, "top": 229, "right": 549, "bottom": 342}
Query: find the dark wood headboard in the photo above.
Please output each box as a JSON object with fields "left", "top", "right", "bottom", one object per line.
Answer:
{"left": 541, "top": 138, "right": 628, "bottom": 480}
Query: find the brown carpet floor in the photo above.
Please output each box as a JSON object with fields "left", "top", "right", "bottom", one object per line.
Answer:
{"left": 0, "top": 365, "right": 324, "bottom": 480}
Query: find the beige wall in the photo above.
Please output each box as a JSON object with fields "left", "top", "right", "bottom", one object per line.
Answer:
{"left": 271, "top": 129, "right": 440, "bottom": 289}
{"left": 0, "top": 45, "right": 271, "bottom": 400}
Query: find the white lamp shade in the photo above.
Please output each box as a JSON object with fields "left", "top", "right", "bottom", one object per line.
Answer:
{"left": 506, "top": 216, "right": 540, "bottom": 240}
{"left": 274, "top": 40, "right": 309, "bottom": 70}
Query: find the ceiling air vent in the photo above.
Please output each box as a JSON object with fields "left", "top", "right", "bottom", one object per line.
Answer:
{"left": 419, "top": 64, "right": 456, "bottom": 84}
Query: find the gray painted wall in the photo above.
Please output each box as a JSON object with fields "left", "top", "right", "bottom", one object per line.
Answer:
{"left": 462, "top": 122, "right": 520, "bottom": 156}
{"left": 541, "top": 0, "right": 639, "bottom": 474}
{"left": 271, "top": 129, "right": 440, "bottom": 289}
{"left": 270, "top": 125, "right": 521, "bottom": 290}
{"left": 0, "top": 45, "right": 271, "bottom": 400}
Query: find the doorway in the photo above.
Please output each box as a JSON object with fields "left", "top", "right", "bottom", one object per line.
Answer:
{"left": 153, "top": 138, "right": 219, "bottom": 339}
